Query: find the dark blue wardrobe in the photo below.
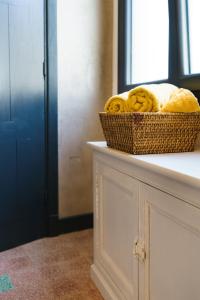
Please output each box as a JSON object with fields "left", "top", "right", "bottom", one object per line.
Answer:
{"left": 0, "top": 0, "right": 47, "bottom": 250}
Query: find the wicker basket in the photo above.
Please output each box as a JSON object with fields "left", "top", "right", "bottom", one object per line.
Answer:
{"left": 99, "top": 112, "right": 200, "bottom": 154}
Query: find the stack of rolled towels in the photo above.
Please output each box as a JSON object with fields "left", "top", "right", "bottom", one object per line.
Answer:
{"left": 104, "top": 83, "right": 200, "bottom": 113}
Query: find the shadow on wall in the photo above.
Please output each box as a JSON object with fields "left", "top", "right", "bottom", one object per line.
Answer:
{"left": 57, "top": 0, "right": 114, "bottom": 219}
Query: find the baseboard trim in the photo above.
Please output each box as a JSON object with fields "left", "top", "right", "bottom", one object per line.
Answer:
{"left": 48, "top": 213, "right": 93, "bottom": 236}
{"left": 58, "top": 213, "right": 93, "bottom": 235}
{"left": 91, "top": 264, "right": 123, "bottom": 300}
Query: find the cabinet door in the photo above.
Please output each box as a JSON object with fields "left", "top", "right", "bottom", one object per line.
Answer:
{"left": 140, "top": 184, "right": 200, "bottom": 300}
{"left": 94, "top": 161, "right": 139, "bottom": 300}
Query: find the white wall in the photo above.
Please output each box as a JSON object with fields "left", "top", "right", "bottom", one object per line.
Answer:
{"left": 57, "top": 0, "right": 113, "bottom": 218}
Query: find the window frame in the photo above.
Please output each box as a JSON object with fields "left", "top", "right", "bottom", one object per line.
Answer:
{"left": 118, "top": 0, "right": 200, "bottom": 98}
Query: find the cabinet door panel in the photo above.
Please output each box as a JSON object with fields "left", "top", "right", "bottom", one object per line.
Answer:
{"left": 141, "top": 184, "right": 200, "bottom": 300}
{"left": 95, "top": 162, "right": 139, "bottom": 300}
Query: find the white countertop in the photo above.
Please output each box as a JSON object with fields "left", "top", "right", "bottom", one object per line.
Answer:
{"left": 88, "top": 141, "right": 200, "bottom": 188}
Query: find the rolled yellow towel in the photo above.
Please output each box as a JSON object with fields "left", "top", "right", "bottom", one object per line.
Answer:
{"left": 127, "top": 83, "right": 178, "bottom": 112}
{"left": 104, "top": 92, "right": 129, "bottom": 113}
{"left": 161, "top": 88, "right": 200, "bottom": 112}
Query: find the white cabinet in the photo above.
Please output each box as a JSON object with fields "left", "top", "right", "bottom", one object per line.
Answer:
{"left": 89, "top": 143, "right": 200, "bottom": 300}
{"left": 140, "top": 185, "right": 200, "bottom": 300}
{"left": 92, "top": 161, "right": 139, "bottom": 300}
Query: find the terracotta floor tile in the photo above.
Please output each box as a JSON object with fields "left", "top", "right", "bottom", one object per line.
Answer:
{"left": 0, "top": 229, "right": 104, "bottom": 300}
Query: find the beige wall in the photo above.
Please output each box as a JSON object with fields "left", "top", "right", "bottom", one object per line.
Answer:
{"left": 57, "top": 0, "right": 113, "bottom": 218}
{"left": 112, "top": 0, "right": 118, "bottom": 94}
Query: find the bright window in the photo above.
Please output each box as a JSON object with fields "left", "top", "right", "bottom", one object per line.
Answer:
{"left": 118, "top": 0, "right": 200, "bottom": 93}
{"left": 130, "top": 0, "right": 169, "bottom": 84}
{"left": 184, "top": 0, "right": 200, "bottom": 74}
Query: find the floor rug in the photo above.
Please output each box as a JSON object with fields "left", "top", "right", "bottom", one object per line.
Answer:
{"left": 0, "top": 274, "right": 13, "bottom": 293}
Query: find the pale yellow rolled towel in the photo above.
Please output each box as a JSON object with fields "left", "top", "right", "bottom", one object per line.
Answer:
{"left": 104, "top": 92, "right": 129, "bottom": 113}
{"left": 127, "top": 83, "right": 178, "bottom": 112}
{"left": 161, "top": 88, "right": 200, "bottom": 112}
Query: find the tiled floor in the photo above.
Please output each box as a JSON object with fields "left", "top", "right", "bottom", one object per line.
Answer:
{"left": 0, "top": 229, "right": 104, "bottom": 300}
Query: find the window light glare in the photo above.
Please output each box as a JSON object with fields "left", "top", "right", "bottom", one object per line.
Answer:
{"left": 130, "top": 0, "right": 169, "bottom": 84}
{"left": 187, "top": 0, "right": 200, "bottom": 74}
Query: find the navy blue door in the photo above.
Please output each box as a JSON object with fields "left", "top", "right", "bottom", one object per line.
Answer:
{"left": 0, "top": 0, "right": 46, "bottom": 251}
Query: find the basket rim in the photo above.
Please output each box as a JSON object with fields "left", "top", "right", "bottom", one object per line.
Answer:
{"left": 99, "top": 111, "right": 200, "bottom": 116}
